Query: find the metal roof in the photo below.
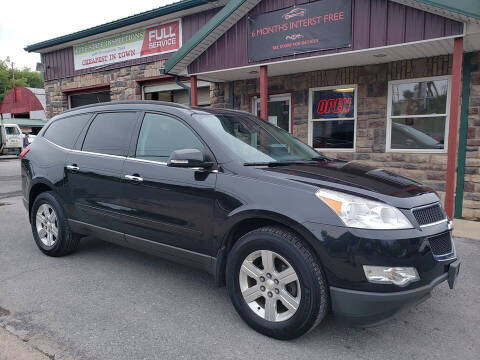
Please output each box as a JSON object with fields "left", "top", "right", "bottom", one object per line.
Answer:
{"left": 24, "top": 0, "right": 217, "bottom": 52}
{"left": 163, "top": 0, "right": 480, "bottom": 76}
{"left": 4, "top": 119, "right": 47, "bottom": 127}
{"left": 401, "top": 0, "right": 480, "bottom": 20}
{"left": 163, "top": 0, "right": 261, "bottom": 75}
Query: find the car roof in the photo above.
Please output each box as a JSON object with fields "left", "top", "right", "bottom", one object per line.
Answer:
{"left": 53, "top": 101, "right": 251, "bottom": 121}
{"left": 62, "top": 100, "right": 190, "bottom": 113}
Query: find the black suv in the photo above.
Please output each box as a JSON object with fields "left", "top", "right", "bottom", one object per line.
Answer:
{"left": 21, "top": 101, "right": 460, "bottom": 339}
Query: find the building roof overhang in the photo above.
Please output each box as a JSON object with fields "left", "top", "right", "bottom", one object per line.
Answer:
{"left": 163, "top": 0, "right": 480, "bottom": 77}
{"left": 189, "top": 36, "right": 462, "bottom": 82}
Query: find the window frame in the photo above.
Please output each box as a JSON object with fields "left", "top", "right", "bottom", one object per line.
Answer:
{"left": 68, "top": 90, "right": 111, "bottom": 109}
{"left": 308, "top": 84, "right": 357, "bottom": 152}
{"left": 251, "top": 93, "right": 293, "bottom": 133}
{"left": 80, "top": 111, "right": 140, "bottom": 157}
{"left": 386, "top": 75, "right": 451, "bottom": 153}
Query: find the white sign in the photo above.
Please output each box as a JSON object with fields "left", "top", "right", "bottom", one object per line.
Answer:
{"left": 73, "top": 19, "right": 182, "bottom": 70}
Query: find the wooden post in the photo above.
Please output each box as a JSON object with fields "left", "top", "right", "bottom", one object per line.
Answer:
{"left": 260, "top": 65, "right": 268, "bottom": 121}
{"left": 190, "top": 75, "right": 198, "bottom": 107}
{"left": 445, "top": 37, "right": 463, "bottom": 218}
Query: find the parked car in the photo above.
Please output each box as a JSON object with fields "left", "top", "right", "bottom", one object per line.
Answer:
{"left": 1, "top": 123, "right": 22, "bottom": 155}
{"left": 21, "top": 101, "right": 460, "bottom": 339}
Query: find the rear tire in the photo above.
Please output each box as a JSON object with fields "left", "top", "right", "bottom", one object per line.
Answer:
{"left": 226, "top": 226, "right": 329, "bottom": 339}
{"left": 30, "top": 191, "right": 80, "bottom": 257}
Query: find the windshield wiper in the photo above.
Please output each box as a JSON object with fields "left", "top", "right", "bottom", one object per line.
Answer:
{"left": 312, "top": 154, "right": 332, "bottom": 161}
{"left": 244, "top": 160, "right": 312, "bottom": 167}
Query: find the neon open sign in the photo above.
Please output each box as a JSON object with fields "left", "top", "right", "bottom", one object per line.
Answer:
{"left": 316, "top": 97, "right": 352, "bottom": 116}
{"left": 312, "top": 89, "right": 355, "bottom": 119}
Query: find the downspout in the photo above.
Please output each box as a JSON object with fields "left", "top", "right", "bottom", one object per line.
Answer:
{"left": 174, "top": 76, "right": 191, "bottom": 106}
{"left": 229, "top": 81, "right": 234, "bottom": 109}
{"left": 454, "top": 53, "right": 476, "bottom": 218}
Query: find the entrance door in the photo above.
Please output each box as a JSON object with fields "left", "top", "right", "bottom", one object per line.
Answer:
{"left": 252, "top": 93, "right": 292, "bottom": 133}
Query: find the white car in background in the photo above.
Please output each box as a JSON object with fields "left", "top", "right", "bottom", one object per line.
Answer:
{"left": 1, "top": 124, "right": 23, "bottom": 155}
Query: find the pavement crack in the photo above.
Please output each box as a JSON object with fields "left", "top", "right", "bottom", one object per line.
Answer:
{"left": 0, "top": 265, "right": 55, "bottom": 282}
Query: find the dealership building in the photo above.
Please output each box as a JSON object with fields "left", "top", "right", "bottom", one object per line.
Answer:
{"left": 26, "top": 0, "right": 480, "bottom": 219}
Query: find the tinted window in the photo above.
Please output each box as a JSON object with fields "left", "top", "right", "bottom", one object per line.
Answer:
{"left": 5, "top": 126, "right": 20, "bottom": 135}
{"left": 136, "top": 113, "right": 203, "bottom": 162}
{"left": 44, "top": 114, "right": 91, "bottom": 149}
{"left": 82, "top": 112, "right": 136, "bottom": 156}
{"left": 70, "top": 91, "right": 110, "bottom": 108}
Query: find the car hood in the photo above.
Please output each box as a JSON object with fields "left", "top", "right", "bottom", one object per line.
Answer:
{"left": 260, "top": 160, "right": 438, "bottom": 208}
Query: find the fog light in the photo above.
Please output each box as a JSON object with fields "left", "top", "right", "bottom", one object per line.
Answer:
{"left": 363, "top": 266, "right": 419, "bottom": 286}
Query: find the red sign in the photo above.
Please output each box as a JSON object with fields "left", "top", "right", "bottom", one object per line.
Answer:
{"left": 316, "top": 97, "right": 352, "bottom": 116}
{"left": 312, "top": 89, "right": 355, "bottom": 119}
{"left": 141, "top": 21, "right": 181, "bottom": 57}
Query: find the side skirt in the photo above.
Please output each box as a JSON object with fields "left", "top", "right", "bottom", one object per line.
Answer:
{"left": 68, "top": 219, "right": 216, "bottom": 275}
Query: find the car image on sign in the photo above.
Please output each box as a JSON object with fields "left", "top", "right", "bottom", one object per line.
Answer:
{"left": 282, "top": 7, "right": 306, "bottom": 20}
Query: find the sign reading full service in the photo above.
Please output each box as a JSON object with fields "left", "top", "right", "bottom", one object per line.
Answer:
{"left": 73, "top": 19, "right": 182, "bottom": 70}
{"left": 247, "top": 0, "right": 351, "bottom": 62}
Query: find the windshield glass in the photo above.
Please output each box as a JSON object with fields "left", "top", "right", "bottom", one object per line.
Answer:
{"left": 194, "top": 112, "right": 321, "bottom": 163}
{"left": 5, "top": 126, "right": 20, "bottom": 135}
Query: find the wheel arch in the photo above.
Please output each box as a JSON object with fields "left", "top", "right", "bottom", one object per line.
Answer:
{"left": 214, "top": 210, "right": 326, "bottom": 287}
{"left": 28, "top": 179, "right": 55, "bottom": 220}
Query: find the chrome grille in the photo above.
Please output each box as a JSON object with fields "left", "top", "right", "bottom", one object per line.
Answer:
{"left": 412, "top": 203, "right": 446, "bottom": 226}
{"left": 428, "top": 232, "right": 453, "bottom": 257}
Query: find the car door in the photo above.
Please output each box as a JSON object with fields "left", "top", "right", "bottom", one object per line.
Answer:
{"left": 65, "top": 111, "right": 140, "bottom": 240}
{"left": 121, "top": 112, "right": 217, "bottom": 258}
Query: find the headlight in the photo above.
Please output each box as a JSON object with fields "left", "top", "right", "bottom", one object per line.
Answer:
{"left": 315, "top": 188, "right": 413, "bottom": 230}
{"left": 363, "top": 266, "right": 419, "bottom": 286}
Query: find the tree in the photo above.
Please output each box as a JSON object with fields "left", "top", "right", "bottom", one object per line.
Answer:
{"left": 0, "top": 59, "right": 44, "bottom": 104}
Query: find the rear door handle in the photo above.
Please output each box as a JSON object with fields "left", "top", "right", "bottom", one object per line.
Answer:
{"left": 66, "top": 164, "right": 79, "bottom": 171}
{"left": 125, "top": 174, "right": 143, "bottom": 182}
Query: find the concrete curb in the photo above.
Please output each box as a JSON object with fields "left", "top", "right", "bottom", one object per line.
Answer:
{"left": 453, "top": 219, "right": 480, "bottom": 241}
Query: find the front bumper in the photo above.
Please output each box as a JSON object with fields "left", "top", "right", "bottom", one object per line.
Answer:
{"left": 330, "top": 259, "right": 461, "bottom": 327}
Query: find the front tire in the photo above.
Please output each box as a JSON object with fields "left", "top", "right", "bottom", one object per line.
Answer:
{"left": 31, "top": 191, "right": 80, "bottom": 257}
{"left": 226, "top": 226, "right": 329, "bottom": 339}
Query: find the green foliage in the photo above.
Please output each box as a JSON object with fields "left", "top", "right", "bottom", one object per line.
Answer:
{"left": 0, "top": 59, "right": 44, "bottom": 104}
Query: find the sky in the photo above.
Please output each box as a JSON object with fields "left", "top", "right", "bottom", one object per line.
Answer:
{"left": 0, "top": 0, "right": 175, "bottom": 70}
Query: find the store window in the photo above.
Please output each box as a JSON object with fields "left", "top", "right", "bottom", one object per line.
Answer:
{"left": 70, "top": 91, "right": 111, "bottom": 109}
{"left": 387, "top": 77, "right": 450, "bottom": 152}
{"left": 309, "top": 85, "right": 356, "bottom": 150}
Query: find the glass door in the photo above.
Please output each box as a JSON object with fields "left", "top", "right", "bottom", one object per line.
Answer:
{"left": 252, "top": 93, "right": 292, "bottom": 133}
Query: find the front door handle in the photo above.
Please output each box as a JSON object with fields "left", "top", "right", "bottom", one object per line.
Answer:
{"left": 125, "top": 174, "right": 143, "bottom": 182}
{"left": 66, "top": 164, "right": 79, "bottom": 171}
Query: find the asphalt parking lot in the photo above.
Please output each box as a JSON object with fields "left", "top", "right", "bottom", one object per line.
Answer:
{"left": 0, "top": 157, "right": 479, "bottom": 360}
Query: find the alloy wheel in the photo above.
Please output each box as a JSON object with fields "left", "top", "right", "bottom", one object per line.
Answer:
{"left": 36, "top": 204, "right": 59, "bottom": 247}
{"left": 239, "top": 250, "right": 301, "bottom": 322}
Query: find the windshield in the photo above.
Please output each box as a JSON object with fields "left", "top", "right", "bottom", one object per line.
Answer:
{"left": 5, "top": 126, "right": 20, "bottom": 135}
{"left": 194, "top": 112, "right": 321, "bottom": 163}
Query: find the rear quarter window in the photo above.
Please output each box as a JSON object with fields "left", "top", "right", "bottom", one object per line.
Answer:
{"left": 44, "top": 114, "right": 92, "bottom": 149}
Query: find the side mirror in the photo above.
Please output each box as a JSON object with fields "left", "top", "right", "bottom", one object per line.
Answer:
{"left": 167, "top": 149, "right": 211, "bottom": 169}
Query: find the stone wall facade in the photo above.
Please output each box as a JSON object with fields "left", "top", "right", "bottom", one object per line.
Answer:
{"left": 464, "top": 52, "right": 480, "bottom": 219}
{"left": 43, "top": 53, "right": 480, "bottom": 220}
{"left": 212, "top": 54, "right": 480, "bottom": 219}
{"left": 44, "top": 60, "right": 166, "bottom": 119}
